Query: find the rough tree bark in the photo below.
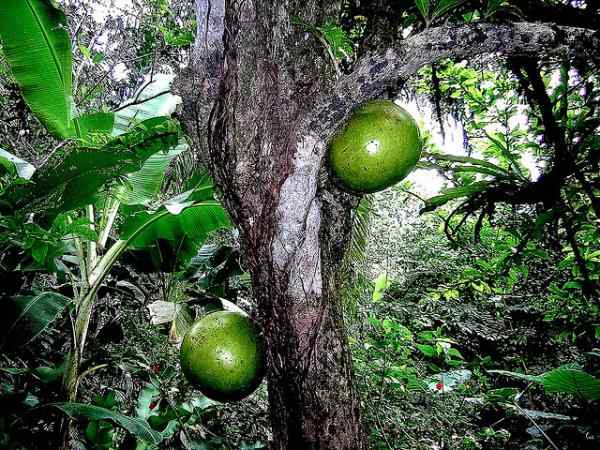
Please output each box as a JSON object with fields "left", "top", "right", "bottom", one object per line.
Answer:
{"left": 178, "top": 2, "right": 599, "bottom": 446}
{"left": 207, "top": 2, "right": 364, "bottom": 448}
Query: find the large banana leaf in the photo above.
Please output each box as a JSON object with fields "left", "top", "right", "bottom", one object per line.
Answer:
{"left": 0, "top": 291, "right": 70, "bottom": 350}
{"left": 88, "top": 178, "right": 230, "bottom": 295}
{"left": 113, "top": 73, "right": 181, "bottom": 135}
{"left": 0, "top": 0, "right": 74, "bottom": 138}
{"left": 118, "top": 176, "right": 230, "bottom": 273}
{"left": 75, "top": 112, "right": 115, "bottom": 143}
{"left": 120, "top": 176, "right": 230, "bottom": 250}
{"left": 117, "top": 140, "right": 188, "bottom": 206}
{"left": 4, "top": 117, "right": 181, "bottom": 213}
{"left": 82, "top": 77, "right": 184, "bottom": 206}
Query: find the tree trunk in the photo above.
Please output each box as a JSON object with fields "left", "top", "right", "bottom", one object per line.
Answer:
{"left": 182, "top": 1, "right": 365, "bottom": 448}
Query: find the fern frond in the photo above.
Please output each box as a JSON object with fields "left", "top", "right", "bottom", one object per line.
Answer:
{"left": 340, "top": 194, "right": 375, "bottom": 320}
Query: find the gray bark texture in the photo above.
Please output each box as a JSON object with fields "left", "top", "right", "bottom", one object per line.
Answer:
{"left": 177, "top": 4, "right": 599, "bottom": 447}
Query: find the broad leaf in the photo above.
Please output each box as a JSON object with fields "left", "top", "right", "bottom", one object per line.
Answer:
{"left": 490, "top": 367, "right": 600, "bottom": 401}
{"left": 53, "top": 403, "right": 164, "bottom": 445}
{"left": 75, "top": 112, "right": 115, "bottom": 142}
{"left": 316, "top": 21, "right": 353, "bottom": 59}
{"left": 0, "top": 292, "right": 70, "bottom": 350}
{"left": 4, "top": 117, "right": 181, "bottom": 213}
{"left": 113, "top": 73, "right": 181, "bottom": 135}
{"left": 117, "top": 140, "right": 188, "bottom": 206}
{"left": 0, "top": 0, "right": 74, "bottom": 138}
{"left": 181, "top": 244, "right": 243, "bottom": 298}
{"left": 135, "top": 383, "right": 161, "bottom": 420}
{"left": 489, "top": 369, "right": 544, "bottom": 383}
{"left": 0, "top": 148, "right": 36, "bottom": 179}
{"left": 542, "top": 367, "right": 600, "bottom": 401}
{"left": 423, "top": 152, "right": 510, "bottom": 176}
{"left": 372, "top": 272, "right": 390, "bottom": 302}
{"left": 120, "top": 175, "right": 230, "bottom": 251}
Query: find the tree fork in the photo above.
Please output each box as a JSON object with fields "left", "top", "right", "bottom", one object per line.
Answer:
{"left": 180, "top": 4, "right": 600, "bottom": 445}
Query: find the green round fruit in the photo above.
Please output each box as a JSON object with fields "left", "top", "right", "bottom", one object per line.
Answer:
{"left": 328, "top": 100, "right": 423, "bottom": 193}
{"left": 179, "top": 311, "right": 265, "bottom": 402}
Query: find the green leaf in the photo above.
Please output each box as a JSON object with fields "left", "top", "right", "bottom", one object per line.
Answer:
{"left": 53, "top": 403, "right": 164, "bottom": 445}
{"left": 5, "top": 117, "right": 181, "bottom": 213}
{"left": 75, "top": 112, "right": 115, "bottom": 142}
{"left": 562, "top": 280, "right": 582, "bottom": 290}
{"left": 117, "top": 140, "right": 187, "bottom": 206}
{"left": 415, "top": 0, "right": 431, "bottom": 20}
{"left": 120, "top": 175, "right": 230, "bottom": 250}
{"left": 416, "top": 343, "right": 436, "bottom": 358}
{"left": 0, "top": 0, "right": 74, "bottom": 138}
{"left": 542, "top": 367, "right": 600, "bottom": 401}
{"left": 422, "top": 181, "right": 490, "bottom": 212}
{"left": 372, "top": 271, "right": 390, "bottom": 302}
{"left": 316, "top": 21, "right": 353, "bottom": 59}
{"left": 113, "top": 74, "right": 181, "bottom": 135}
{"left": 0, "top": 292, "right": 70, "bottom": 350}
{"left": 488, "top": 369, "right": 544, "bottom": 384}
{"left": 432, "top": 0, "right": 468, "bottom": 20}
{"left": 532, "top": 209, "right": 555, "bottom": 240}
{"left": 446, "top": 347, "right": 463, "bottom": 359}
{"left": 136, "top": 383, "right": 161, "bottom": 420}
{"left": 423, "top": 152, "right": 510, "bottom": 176}
{"left": 34, "top": 361, "right": 65, "bottom": 384}
{"left": 485, "top": 387, "right": 520, "bottom": 404}
{"left": 0, "top": 148, "right": 36, "bottom": 179}
{"left": 490, "top": 367, "right": 600, "bottom": 401}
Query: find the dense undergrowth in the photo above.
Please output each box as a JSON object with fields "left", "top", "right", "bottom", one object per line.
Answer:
{"left": 2, "top": 189, "right": 599, "bottom": 449}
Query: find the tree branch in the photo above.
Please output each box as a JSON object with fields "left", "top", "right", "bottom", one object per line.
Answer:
{"left": 308, "top": 22, "right": 600, "bottom": 141}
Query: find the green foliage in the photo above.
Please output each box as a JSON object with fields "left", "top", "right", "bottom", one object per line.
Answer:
{"left": 316, "top": 20, "right": 354, "bottom": 60}
{"left": 415, "top": 0, "right": 468, "bottom": 25}
{"left": 135, "top": 0, "right": 196, "bottom": 71}
{"left": 76, "top": 112, "right": 115, "bottom": 143}
{"left": 422, "top": 181, "right": 490, "bottom": 212}
{"left": 3, "top": 117, "right": 181, "bottom": 214}
{"left": 120, "top": 176, "right": 230, "bottom": 255}
{"left": 0, "top": 148, "right": 36, "bottom": 180}
{"left": 0, "top": 0, "right": 74, "bottom": 138}
{"left": 0, "top": 291, "right": 70, "bottom": 350}
{"left": 292, "top": 17, "right": 354, "bottom": 65}
{"left": 491, "top": 366, "right": 600, "bottom": 401}
{"left": 116, "top": 140, "right": 187, "bottom": 207}
{"left": 372, "top": 271, "right": 391, "bottom": 302}
{"left": 54, "top": 402, "right": 164, "bottom": 445}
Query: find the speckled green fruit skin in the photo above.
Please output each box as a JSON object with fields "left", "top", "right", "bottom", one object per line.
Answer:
{"left": 179, "top": 311, "right": 265, "bottom": 402}
{"left": 328, "top": 100, "right": 423, "bottom": 193}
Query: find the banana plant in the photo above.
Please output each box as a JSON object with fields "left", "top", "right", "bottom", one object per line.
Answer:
{"left": 0, "top": 0, "right": 75, "bottom": 138}
{"left": 0, "top": 0, "right": 231, "bottom": 415}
